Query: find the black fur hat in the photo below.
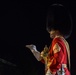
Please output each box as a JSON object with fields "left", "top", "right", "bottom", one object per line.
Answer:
{"left": 46, "top": 4, "right": 73, "bottom": 39}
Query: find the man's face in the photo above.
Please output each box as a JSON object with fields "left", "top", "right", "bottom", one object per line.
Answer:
{"left": 49, "top": 30, "right": 56, "bottom": 38}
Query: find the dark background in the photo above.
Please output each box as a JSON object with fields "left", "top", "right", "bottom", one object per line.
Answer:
{"left": 0, "top": 0, "right": 76, "bottom": 75}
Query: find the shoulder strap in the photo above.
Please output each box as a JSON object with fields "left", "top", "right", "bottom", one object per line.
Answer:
{"left": 61, "top": 38, "right": 71, "bottom": 70}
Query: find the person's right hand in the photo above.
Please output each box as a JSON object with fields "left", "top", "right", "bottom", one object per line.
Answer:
{"left": 25, "top": 44, "right": 37, "bottom": 51}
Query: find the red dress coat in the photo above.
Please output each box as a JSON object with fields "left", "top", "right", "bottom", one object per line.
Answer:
{"left": 41, "top": 36, "right": 71, "bottom": 75}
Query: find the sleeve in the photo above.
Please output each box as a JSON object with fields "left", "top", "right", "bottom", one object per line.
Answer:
{"left": 31, "top": 50, "right": 42, "bottom": 61}
{"left": 49, "top": 38, "right": 64, "bottom": 73}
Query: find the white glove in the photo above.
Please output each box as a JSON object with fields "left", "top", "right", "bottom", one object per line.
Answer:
{"left": 26, "top": 44, "right": 37, "bottom": 51}
{"left": 26, "top": 44, "right": 41, "bottom": 61}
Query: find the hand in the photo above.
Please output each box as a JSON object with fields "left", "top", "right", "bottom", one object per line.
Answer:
{"left": 25, "top": 44, "right": 37, "bottom": 51}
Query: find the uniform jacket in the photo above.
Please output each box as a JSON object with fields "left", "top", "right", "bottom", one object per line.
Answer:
{"left": 41, "top": 36, "right": 70, "bottom": 75}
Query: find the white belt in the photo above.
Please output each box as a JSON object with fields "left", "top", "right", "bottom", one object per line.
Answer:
{"left": 46, "top": 69, "right": 56, "bottom": 75}
{"left": 62, "top": 64, "right": 67, "bottom": 68}
{"left": 45, "top": 64, "right": 67, "bottom": 75}
{"left": 57, "top": 64, "right": 67, "bottom": 75}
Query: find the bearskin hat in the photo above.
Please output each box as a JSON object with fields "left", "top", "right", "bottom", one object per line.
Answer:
{"left": 46, "top": 4, "right": 73, "bottom": 39}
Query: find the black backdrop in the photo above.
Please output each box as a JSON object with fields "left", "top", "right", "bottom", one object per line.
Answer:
{"left": 0, "top": 1, "right": 76, "bottom": 75}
